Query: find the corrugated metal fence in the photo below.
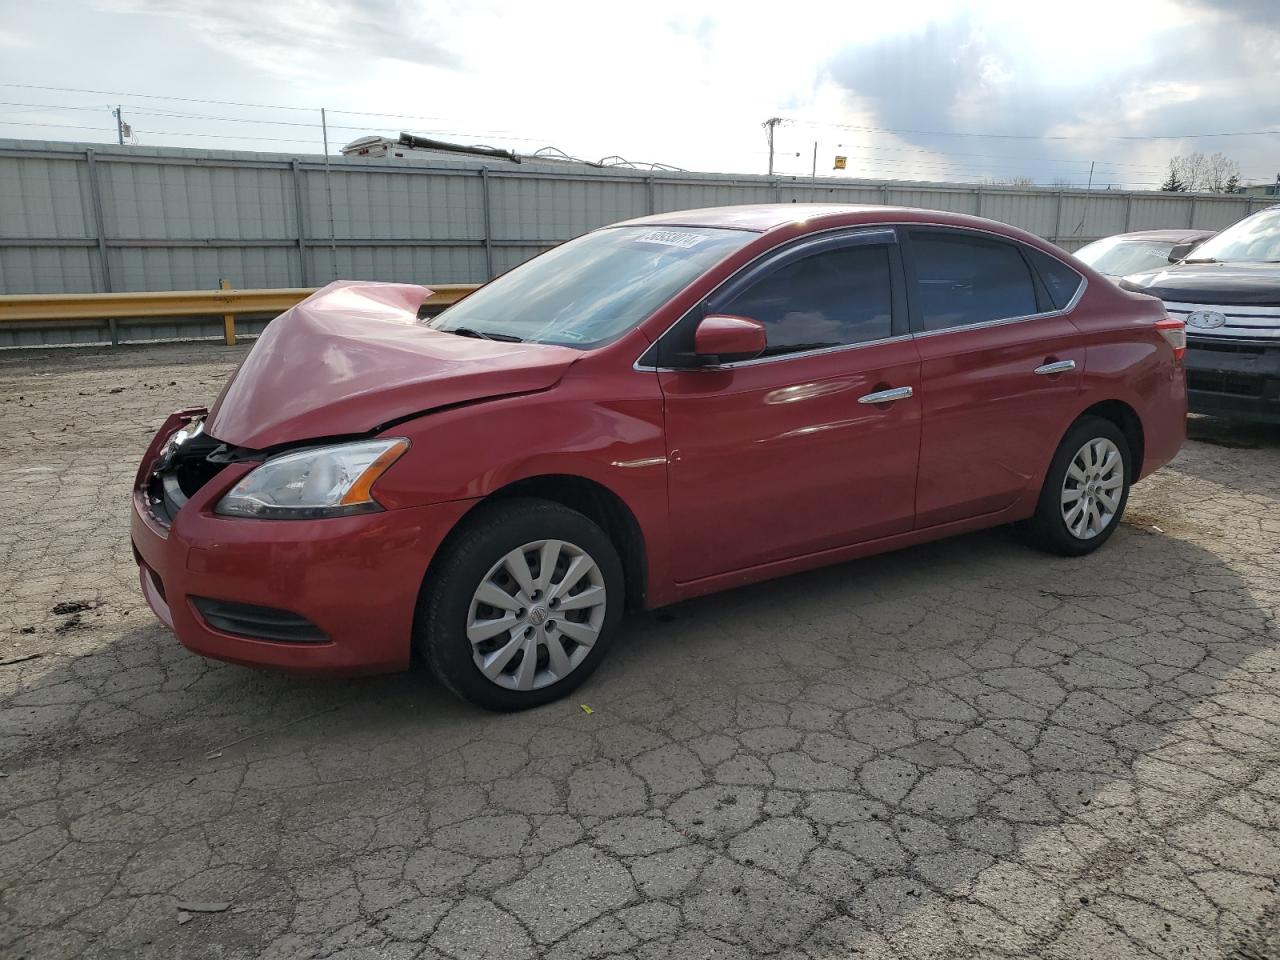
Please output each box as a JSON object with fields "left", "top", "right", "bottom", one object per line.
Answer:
{"left": 1, "top": 138, "right": 1270, "bottom": 344}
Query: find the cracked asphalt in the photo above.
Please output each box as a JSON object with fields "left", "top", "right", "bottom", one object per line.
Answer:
{"left": 2, "top": 341, "right": 1279, "bottom": 960}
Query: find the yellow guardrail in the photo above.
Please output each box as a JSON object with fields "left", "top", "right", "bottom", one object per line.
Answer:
{"left": 0, "top": 281, "right": 481, "bottom": 345}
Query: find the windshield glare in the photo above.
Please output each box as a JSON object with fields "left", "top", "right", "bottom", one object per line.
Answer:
{"left": 429, "top": 225, "right": 756, "bottom": 348}
{"left": 1187, "top": 208, "right": 1280, "bottom": 263}
{"left": 1073, "top": 237, "right": 1176, "bottom": 277}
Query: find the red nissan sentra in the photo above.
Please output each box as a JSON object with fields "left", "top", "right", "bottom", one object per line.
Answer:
{"left": 132, "top": 205, "right": 1186, "bottom": 710}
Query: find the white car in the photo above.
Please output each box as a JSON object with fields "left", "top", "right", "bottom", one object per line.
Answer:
{"left": 1073, "top": 228, "right": 1216, "bottom": 279}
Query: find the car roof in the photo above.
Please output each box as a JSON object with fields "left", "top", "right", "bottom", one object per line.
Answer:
{"left": 614, "top": 203, "right": 1047, "bottom": 238}
{"left": 1102, "top": 228, "right": 1217, "bottom": 243}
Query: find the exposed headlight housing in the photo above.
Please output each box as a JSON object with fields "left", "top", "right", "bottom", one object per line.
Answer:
{"left": 215, "top": 438, "right": 409, "bottom": 519}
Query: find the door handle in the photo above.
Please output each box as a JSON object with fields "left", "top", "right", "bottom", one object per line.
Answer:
{"left": 857, "top": 386, "right": 913, "bottom": 404}
{"left": 1034, "top": 359, "right": 1076, "bottom": 376}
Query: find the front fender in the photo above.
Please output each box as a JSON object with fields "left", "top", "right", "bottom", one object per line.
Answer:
{"left": 371, "top": 377, "right": 677, "bottom": 606}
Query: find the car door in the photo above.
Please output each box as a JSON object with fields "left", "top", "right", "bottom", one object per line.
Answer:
{"left": 649, "top": 228, "right": 923, "bottom": 583}
{"left": 903, "top": 228, "right": 1086, "bottom": 528}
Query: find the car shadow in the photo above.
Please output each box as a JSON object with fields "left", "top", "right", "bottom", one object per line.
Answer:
{"left": 3, "top": 518, "right": 1276, "bottom": 955}
{"left": 1178, "top": 414, "right": 1280, "bottom": 487}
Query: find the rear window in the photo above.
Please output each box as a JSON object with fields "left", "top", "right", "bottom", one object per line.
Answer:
{"left": 430, "top": 226, "right": 755, "bottom": 348}
{"left": 1026, "top": 247, "right": 1084, "bottom": 310}
{"left": 910, "top": 231, "right": 1038, "bottom": 332}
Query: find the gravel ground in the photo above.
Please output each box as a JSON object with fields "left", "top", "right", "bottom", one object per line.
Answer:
{"left": 2, "top": 341, "right": 1279, "bottom": 960}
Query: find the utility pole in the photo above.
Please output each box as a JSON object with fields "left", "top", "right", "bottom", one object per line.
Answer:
{"left": 1086, "top": 160, "right": 1095, "bottom": 192}
{"left": 763, "top": 117, "right": 781, "bottom": 176}
{"left": 113, "top": 105, "right": 124, "bottom": 145}
{"left": 811, "top": 141, "right": 817, "bottom": 179}
{"left": 320, "top": 108, "right": 337, "bottom": 280}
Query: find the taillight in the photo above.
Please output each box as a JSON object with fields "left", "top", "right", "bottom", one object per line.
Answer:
{"left": 1155, "top": 317, "right": 1186, "bottom": 361}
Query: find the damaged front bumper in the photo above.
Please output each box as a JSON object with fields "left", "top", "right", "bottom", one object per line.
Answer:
{"left": 131, "top": 411, "right": 475, "bottom": 675}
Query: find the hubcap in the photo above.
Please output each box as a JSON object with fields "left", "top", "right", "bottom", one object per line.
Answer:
{"left": 1060, "top": 437, "right": 1124, "bottom": 540}
{"left": 467, "top": 539, "right": 607, "bottom": 691}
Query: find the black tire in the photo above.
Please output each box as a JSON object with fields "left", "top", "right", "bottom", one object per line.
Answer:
{"left": 417, "top": 497, "right": 624, "bottom": 711}
{"left": 1022, "top": 416, "right": 1132, "bottom": 557}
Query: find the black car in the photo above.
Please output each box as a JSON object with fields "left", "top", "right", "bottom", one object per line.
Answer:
{"left": 1122, "top": 206, "right": 1280, "bottom": 422}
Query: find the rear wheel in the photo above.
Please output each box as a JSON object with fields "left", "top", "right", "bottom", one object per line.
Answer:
{"left": 417, "top": 498, "right": 623, "bottom": 711}
{"left": 1023, "top": 416, "right": 1131, "bottom": 557}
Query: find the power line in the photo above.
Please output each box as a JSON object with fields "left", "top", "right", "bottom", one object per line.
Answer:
{"left": 130, "top": 128, "right": 322, "bottom": 144}
{"left": 2, "top": 80, "right": 1270, "bottom": 187}
{"left": 0, "top": 120, "right": 113, "bottom": 132}
{"left": 783, "top": 117, "right": 1280, "bottom": 142}
{"left": 771, "top": 150, "right": 1271, "bottom": 186}
{"left": 0, "top": 100, "right": 112, "bottom": 113}
{"left": 0, "top": 119, "right": 319, "bottom": 144}
{"left": 786, "top": 140, "right": 1167, "bottom": 174}
{"left": 0, "top": 85, "right": 534, "bottom": 137}
{"left": 0, "top": 97, "right": 564, "bottom": 145}
{"left": 328, "top": 107, "right": 461, "bottom": 122}
{"left": 0, "top": 81, "right": 317, "bottom": 112}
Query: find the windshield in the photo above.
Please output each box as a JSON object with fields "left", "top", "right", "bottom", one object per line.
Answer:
{"left": 429, "top": 225, "right": 756, "bottom": 347}
{"left": 1186, "top": 208, "right": 1280, "bottom": 263}
{"left": 1073, "top": 236, "right": 1176, "bottom": 277}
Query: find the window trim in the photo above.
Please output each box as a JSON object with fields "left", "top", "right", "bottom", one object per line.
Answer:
{"left": 633, "top": 221, "right": 1087, "bottom": 371}
{"left": 899, "top": 226, "right": 1087, "bottom": 339}
{"left": 637, "top": 225, "right": 907, "bottom": 370}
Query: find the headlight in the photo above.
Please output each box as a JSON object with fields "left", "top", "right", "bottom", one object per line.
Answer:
{"left": 215, "top": 438, "right": 409, "bottom": 519}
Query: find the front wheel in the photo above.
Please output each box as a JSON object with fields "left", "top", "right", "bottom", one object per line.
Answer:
{"left": 1022, "top": 416, "right": 1131, "bottom": 557}
{"left": 417, "top": 498, "right": 624, "bottom": 711}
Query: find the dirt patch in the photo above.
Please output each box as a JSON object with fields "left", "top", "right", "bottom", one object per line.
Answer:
{"left": 51, "top": 600, "right": 99, "bottom": 616}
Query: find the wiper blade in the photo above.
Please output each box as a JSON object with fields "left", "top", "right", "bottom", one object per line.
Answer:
{"left": 449, "top": 327, "right": 524, "bottom": 343}
{"left": 1181, "top": 257, "right": 1217, "bottom": 264}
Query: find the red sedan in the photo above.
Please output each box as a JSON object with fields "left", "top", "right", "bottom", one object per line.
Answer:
{"left": 132, "top": 205, "right": 1187, "bottom": 710}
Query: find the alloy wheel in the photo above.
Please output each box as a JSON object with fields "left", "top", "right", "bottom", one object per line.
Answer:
{"left": 466, "top": 539, "right": 607, "bottom": 691}
{"left": 1060, "top": 437, "right": 1124, "bottom": 540}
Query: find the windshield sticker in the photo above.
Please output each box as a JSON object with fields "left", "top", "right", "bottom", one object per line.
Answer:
{"left": 633, "top": 230, "right": 706, "bottom": 249}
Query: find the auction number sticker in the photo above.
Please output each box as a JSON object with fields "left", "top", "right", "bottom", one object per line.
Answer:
{"left": 633, "top": 230, "right": 706, "bottom": 248}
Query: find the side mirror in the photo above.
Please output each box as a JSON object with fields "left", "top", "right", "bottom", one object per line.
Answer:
{"left": 692, "top": 314, "right": 767, "bottom": 366}
{"left": 1167, "top": 241, "right": 1196, "bottom": 263}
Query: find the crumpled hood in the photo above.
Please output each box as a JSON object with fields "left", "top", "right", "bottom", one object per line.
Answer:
{"left": 205, "top": 281, "right": 580, "bottom": 449}
{"left": 1121, "top": 261, "right": 1280, "bottom": 307}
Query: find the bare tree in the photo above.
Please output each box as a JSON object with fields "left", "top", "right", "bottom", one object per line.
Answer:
{"left": 1166, "top": 153, "right": 1241, "bottom": 192}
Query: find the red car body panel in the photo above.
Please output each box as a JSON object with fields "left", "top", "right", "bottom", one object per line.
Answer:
{"left": 205, "top": 281, "right": 582, "bottom": 449}
{"left": 660, "top": 338, "right": 922, "bottom": 581}
{"left": 913, "top": 316, "right": 1086, "bottom": 527}
{"left": 131, "top": 461, "right": 476, "bottom": 674}
{"left": 132, "top": 205, "right": 1186, "bottom": 676}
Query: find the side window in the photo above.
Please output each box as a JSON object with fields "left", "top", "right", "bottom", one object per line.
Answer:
{"left": 1025, "top": 247, "right": 1084, "bottom": 310}
{"left": 910, "top": 232, "right": 1038, "bottom": 332}
{"left": 720, "top": 244, "right": 893, "bottom": 356}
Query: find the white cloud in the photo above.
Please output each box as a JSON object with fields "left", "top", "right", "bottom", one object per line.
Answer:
{"left": 0, "top": 0, "right": 1275, "bottom": 186}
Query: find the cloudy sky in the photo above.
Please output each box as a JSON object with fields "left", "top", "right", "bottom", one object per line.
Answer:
{"left": 1, "top": 0, "right": 1277, "bottom": 189}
